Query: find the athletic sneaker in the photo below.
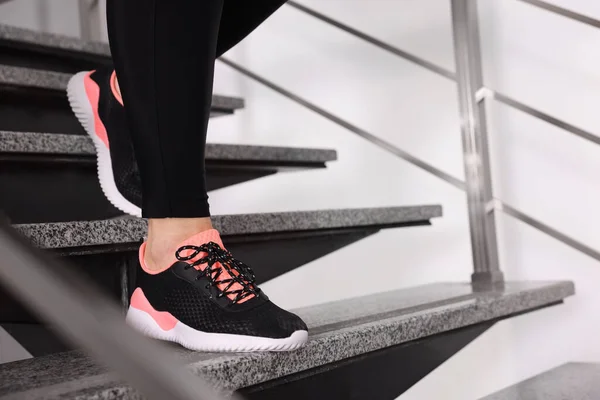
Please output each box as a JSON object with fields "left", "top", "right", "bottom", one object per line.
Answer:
{"left": 126, "top": 229, "right": 309, "bottom": 352}
{"left": 67, "top": 68, "right": 142, "bottom": 217}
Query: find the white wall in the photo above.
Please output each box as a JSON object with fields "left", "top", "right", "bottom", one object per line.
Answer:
{"left": 0, "top": 0, "right": 80, "bottom": 37}
{"left": 1, "top": 1, "right": 600, "bottom": 398}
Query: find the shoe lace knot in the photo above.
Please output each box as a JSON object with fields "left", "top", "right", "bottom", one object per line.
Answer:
{"left": 176, "top": 242, "right": 258, "bottom": 304}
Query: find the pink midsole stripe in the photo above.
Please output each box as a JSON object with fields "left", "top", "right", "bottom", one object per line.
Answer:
{"left": 83, "top": 71, "right": 109, "bottom": 147}
{"left": 110, "top": 70, "right": 124, "bottom": 106}
{"left": 130, "top": 288, "right": 178, "bottom": 331}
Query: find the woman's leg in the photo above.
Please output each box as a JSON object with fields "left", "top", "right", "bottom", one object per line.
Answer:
{"left": 106, "top": 1, "right": 306, "bottom": 352}
{"left": 107, "top": 0, "right": 287, "bottom": 270}
{"left": 107, "top": 0, "right": 220, "bottom": 220}
{"left": 107, "top": 0, "right": 221, "bottom": 270}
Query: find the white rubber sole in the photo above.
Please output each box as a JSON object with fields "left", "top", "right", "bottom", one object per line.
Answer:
{"left": 126, "top": 307, "right": 308, "bottom": 352}
{"left": 66, "top": 71, "right": 142, "bottom": 218}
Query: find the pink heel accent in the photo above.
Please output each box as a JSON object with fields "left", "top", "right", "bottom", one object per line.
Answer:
{"left": 138, "top": 242, "right": 171, "bottom": 275}
{"left": 83, "top": 71, "right": 109, "bottom": 147}
{"left": 130, "top": 288, "right": 177, "bottom": 331}
{"left": 109, "top": 70, "right": 124, "bottom": 106}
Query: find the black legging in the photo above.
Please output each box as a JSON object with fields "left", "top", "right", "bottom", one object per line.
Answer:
{"left": 106, "top": 0, "right": 287, "bottom": 218}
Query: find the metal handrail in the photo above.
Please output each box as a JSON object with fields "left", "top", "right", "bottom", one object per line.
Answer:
{"left": 0, "top": 222, "right": 231, "bottom": 400}
{"left": 271, "top": 1, "right": 600, "bottom": 264}
{"left": 218, "top": 56, "right": 600, "bottom": 265}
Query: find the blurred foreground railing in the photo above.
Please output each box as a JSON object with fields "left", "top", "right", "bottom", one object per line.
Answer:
{"left": 0, "top": 221, "right": 233, "bottom": 400}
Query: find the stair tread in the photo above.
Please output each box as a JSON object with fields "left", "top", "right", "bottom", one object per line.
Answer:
{"left": 14, "top": 206, "right": 442, "bottom": 249}
{"left": 0, "top": 65, "right": 244, "bottom": 110}
{"left": 0, "top": 281, "right": 574, "bottom": 399}
{"left": 480, "top": 362, "right": 600, "bottom": 400}
{"left": 0, "top": 130, "right": 337, "bottom": 163}
{"left": 0, "top": 24, "right": 111, "bottom": 57}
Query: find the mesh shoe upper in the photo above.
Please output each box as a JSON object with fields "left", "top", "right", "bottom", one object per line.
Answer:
{"left": 89, "top": 68, "right": 142, "bottom": 208}
{"left": 134, "top": 230, "right": 308, "bottom": 339}
{"left": 135, "top": 261, "right": 307, "bottom": 338}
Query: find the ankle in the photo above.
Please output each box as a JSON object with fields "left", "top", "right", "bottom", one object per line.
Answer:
{"left": 144, "top": 217, "right": 213, "bottom": 271}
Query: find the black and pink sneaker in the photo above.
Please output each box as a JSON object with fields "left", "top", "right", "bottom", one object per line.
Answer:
{"left": 127, "top": 229, "right": 308, "bottom": 352}
{"left": 67, "top": 68, "right": 142, "bottom": 217}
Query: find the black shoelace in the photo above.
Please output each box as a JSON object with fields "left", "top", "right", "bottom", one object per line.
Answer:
{"left": 176, "top": 242, "right": 258, "bottom": 304}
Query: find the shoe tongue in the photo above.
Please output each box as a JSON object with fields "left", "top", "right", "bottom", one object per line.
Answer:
{"left": 174, "top": 229, "right": 254, "bottom": 304}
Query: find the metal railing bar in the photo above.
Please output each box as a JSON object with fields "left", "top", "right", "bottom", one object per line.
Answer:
{"left": 0, "top": 223, "right": 231, "bottom": 400}
{"left": 219, "top": 57, "right": 466, "bottom": 191}
{"left": 492, "top": 91, "right": 600, "bottom": 147}
{"left": 517, "top": 0, "right": 600, "bottom": 30}
{"left": 220, "top": 57, "right": 600, "bottom": 263}
{"left": 286, "top": 1, "right": 456, "bottom": 80}
{"left": 497, "top": 201, "right": 600, "bottom": 262}
{"left": 286, "top": 1, "right": 600, "bottom": 149}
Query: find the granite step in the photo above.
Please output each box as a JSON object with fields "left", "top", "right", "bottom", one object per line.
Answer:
{"left": 15, "top": 206, "right": 442, "bottom": 251}
{"left": 0, "top": 24, "right": 112, "bottom": 73}
{"left": 0, "top": 65, "right": 244, "bottom": 134}
{"left": 0, "top": 281, "right": 575, "bottom": 399}
{"left": 480, "top": 363, "right": 600, "bottom": 400}
{"left": 3, "top": 206, "right": 442, "bottom": 324}
{"left": 0, "top": 130, "right": 337, "bottom": 223}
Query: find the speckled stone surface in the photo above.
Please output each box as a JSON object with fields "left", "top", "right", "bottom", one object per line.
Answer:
{"left": 0, "top": 23, "right": 110, "bottom": 56}
{"left": 0, "top": 281, "right": 575, "bottom": 399}
{"left": 205, "top": 143, "right": 337, "bottom": 163}
{"left": 0, "top": 65, "right": 67, "bottom": 90}
{"left": 0, "top": 131, "right": 337, "bottom": 163}
{"left": 15, "top": 205, "right": 442, "bottom": 249}
{"left": 0, "top": 131, "right": 95, "bottom": 155}
{"left": 0, "top": 65, "right": 244, "bottom": 110}
{"left": 14, "top": 206, "right": 441, "bottom": 249}
{"left": 480, "top": 363, "right": 600, "bottom": 400}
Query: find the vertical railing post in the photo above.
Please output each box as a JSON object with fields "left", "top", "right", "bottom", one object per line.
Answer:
{"left": 451, "top": 0, "right": 504, "bottom": 285}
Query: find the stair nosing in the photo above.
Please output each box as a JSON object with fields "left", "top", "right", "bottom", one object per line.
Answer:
{"left": 0, "top": 131, "right": 338, "bottom": 163}
{"left": 0, "top": 65, "right": 245, "bottom": 109}
{"left": 14, "top": 206, "right": 443, "bottom": 249}
{"left": 0, "top": 281, "right": 574, "bottom": 399}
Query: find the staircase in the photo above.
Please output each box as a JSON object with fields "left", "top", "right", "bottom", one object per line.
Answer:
{"left": 0, "top": 23, "right": 576, "bottom": 400}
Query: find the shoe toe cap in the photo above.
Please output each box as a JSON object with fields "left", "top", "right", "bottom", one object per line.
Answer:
{"left": 254, "top": 304, "right": 308, "bottom": 339}
{"left": 277, "top": 311, "right": 308, "bottom": 335}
